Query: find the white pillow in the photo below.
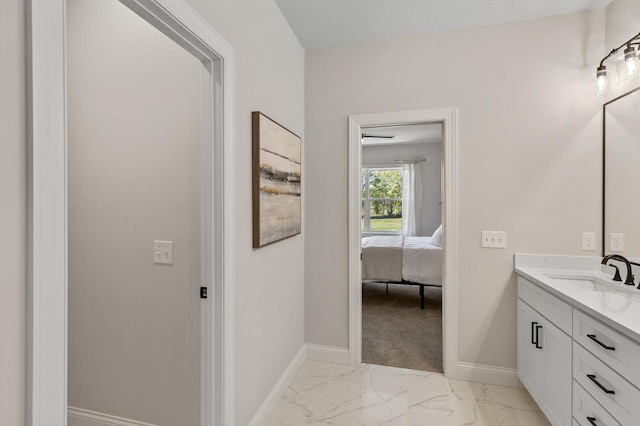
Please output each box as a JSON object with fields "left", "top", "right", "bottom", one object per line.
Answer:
{"left": 431, "top": 224, "right": 443, "bottom": 247}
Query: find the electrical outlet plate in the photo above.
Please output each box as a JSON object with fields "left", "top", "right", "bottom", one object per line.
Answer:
{"left": 610, "top": 233, "right": 624, "bottom": 252}
{"left": 481, "top": 231, "right": 507, "bottom": 249}
{"left": 154, "top": 240, "right": 173, "bottom": 264}
{"left": 582, "top": 232, "right": 596, "bottom": 251}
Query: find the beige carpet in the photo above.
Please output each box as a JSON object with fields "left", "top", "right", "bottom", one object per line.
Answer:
{"left": 362, "top": 282, "right": 443, "bottom": 372}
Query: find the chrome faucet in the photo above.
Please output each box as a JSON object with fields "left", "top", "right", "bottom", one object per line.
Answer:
{"left": 602, "top": 254, "right": 635, "bottom": 286}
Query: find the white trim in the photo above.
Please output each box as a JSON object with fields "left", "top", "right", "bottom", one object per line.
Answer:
{"left": 305, "top": 344, "right": 350, "bottom": 365}
{"left": 247, "top": 346, "right": 307, "bottom": 426}
{"left": 27, "top": 1, "right": 235, "bottom": 425}
{"left": 67, "top": 407, "right": 158, "bottom": 426}
{"left": 455, "top": 362, "right": 523, "bottom": 389}
{"left": 348, "top": 108, "right": 459, "bottom": 377}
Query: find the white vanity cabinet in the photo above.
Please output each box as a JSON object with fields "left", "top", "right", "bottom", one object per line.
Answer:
{"left": 572, "top": 310, "right": 640, "bottom": 426}
{"left": 518, "top": 278, "right": 572, "bottom": 426}
{"left": 517, "top": 271, "right": 640, "bottom": 426}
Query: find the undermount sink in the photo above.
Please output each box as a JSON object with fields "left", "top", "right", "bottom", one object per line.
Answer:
{"left": 543, "top": 273, "right": 620, "bottom": 292}
{"left": 542, "top": 273, "right": 640, "bottom": 312}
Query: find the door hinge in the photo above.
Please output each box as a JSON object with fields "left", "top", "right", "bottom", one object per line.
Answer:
{"left": 360, "top": 253, "right": 362, "bottom": 261}
{"left": 200, "top": 286, "right": 208, "bottom": 299}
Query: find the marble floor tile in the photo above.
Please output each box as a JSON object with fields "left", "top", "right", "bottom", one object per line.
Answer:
{"left": 404, "top": 372, "right": 453, "bottom": 408}
{"left": 330, "top": 364, "right": 369, "bottom": 384}
{"left": 266, "top": 360, "right": 547, "bottom": 426}
{"left": 289, "top": 360, "right": 335, "bottom": 396}
{"left": 460, "top": 403, "right": 507, "bottom": 426}
{"left": 485, "top": 384, "right": 541, "bottom": 411}
{"left": 267, "top": 389, "right": 325, "bottom": 425}
{"left": 315, "top": 380, "right": 408, "bottom": 425}
{"left": 448, "top": 379, "right": 494, "bottom": 406}
{"left": 499, "top": 407, "right": 551, "bottom": 426}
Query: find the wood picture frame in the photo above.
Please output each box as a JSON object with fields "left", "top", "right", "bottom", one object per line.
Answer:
{"left": 252, "top": 111, "right": 302, "bottom": 248}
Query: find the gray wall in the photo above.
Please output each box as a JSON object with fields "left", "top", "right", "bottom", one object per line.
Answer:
{"left": 304, "top": 10, "right": 605, "bottom": 369}
{"left": 0, "top": 0, "right": 25, "bottom": 424}
{"left": 362, "top": 142, "right": 442, "bottom": 235}
{"left": 67, "top": 1, "right": 200, "bottom": 424}
{"left": 0, "top": 0, "right": 304, "bottom": 424}
{"left": 187, "top": 2, "right": 305, "bottom": 423}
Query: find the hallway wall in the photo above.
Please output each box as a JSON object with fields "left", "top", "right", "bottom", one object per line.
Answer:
{"left": 66, "top": 1, "right": 201, "bottom": 424}
{"left": 185, "top": 1, "right": 305, "bottom": 423}
{"left": 0, "top": 0, "right": 26, "bottom": 424}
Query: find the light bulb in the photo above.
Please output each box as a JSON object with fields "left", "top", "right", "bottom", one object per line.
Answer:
{"left": 628, "top": 59, "right": 638, "bottom": 80}
{"left": 616, "top": 57, "right": 629, "bottom": 84}
{"left": 624, "top": 46, "right": 638, "bottom": 80}
{"left": 597, "top": 66, "right": 607, "bottom": 97}
{"left": 598, "top": 75, "right": 607, "bottom": 96}
{"left": 627, "top": 56, "right": 638, "bottom": 80}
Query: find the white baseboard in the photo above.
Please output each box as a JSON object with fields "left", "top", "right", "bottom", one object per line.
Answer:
{"left": 454, "top": 362, "right": 523, "bottom": 388}
{"left": 304, "top": 344, "right": 350, "bottom": 365}
{"left": 67, "top": 407, "right": 158, "bottom": 426}
{"left": 247, "top": 345, "right": 306, "bottom": 426}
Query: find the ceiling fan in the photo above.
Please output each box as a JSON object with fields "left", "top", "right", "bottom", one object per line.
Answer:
{"left": 361, "top": 133, "right": 395, "bottom": 141}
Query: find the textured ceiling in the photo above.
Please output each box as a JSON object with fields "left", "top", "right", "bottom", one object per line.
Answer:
{"left": 275, "top": 0, "right": 612, "bottom": 49}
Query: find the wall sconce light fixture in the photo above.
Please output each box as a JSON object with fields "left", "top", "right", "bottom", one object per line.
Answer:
{"left": 597, "top": 31, "right": 640, "bottom": 97}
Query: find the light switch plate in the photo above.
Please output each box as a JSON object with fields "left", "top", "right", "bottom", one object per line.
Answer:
{"left": 154, "top": 240, "right": 173, "bottom": 264}
{"left": 582, "top": 232, "right": 596, "bottom": 251}
{"left": 610, "top": 233, "right": 624, "bottom": 252}
{"left": 481, "top": 231, "right": 507, "bottom": 249}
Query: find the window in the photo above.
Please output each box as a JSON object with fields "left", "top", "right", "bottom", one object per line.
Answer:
{"left": 361, "top": 168, "right": 403, "bottom": 233}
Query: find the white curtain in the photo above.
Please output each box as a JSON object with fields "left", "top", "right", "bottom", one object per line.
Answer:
{"left": 401, "top": 163, "right": 423, "bottom": 236}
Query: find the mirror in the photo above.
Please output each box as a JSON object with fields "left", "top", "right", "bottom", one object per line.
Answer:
{"left": 603, "top": 87, "right": 640, "bottom": 256}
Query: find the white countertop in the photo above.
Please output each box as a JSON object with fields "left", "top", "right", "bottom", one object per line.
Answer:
{"left": 515, "top": 254, "right": 640, "bottom": 343}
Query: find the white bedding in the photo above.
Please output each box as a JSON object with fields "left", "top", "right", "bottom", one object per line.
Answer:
{"left": 402, "top": 236, "right": 442, "bottom": 285}
{"left": 361, "top": 236, "right": 403, "bottom": 282}
{"left": 361, "top": 235, "right": 442, "bottom": 285}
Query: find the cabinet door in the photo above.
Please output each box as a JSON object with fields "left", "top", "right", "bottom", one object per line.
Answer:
{"left": 539, "top": 315, "right": 572, "bottom": 426}
{"left": 518, "top": 300, "right": 542, "bottom": 401}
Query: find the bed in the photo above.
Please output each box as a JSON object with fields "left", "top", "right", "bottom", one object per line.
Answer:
{"left": 362, "top": 227, "right": 443, "bottom": 309}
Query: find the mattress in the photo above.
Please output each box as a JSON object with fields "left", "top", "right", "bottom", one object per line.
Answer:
{"left": 402, "top": 236, "right": 442, "bottom": 285}
{"left": 361, "top": 235, "right": 442, "bottom": 285}
{"left": 361, "top": 236, "right": 403, "bottom": 281}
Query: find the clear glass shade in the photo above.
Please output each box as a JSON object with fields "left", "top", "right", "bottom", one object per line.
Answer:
{"left": 596, "top": 41, "right": 640, "bottom": 98}
{"left": 626, "top": 54, "right": 638, "bottom": 80}
{"left": 597, "top": 72, "right": 607, "bottom": 98}
{"left": 616, "top": 53, "right": 639, "bottom": 85}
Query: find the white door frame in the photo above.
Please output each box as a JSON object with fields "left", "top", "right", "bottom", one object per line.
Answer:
{"left": 27, "top": 1, "right": 235, "bottom": 425}
{"left": 348, "top": 108, "right": 458, "bottom": 376}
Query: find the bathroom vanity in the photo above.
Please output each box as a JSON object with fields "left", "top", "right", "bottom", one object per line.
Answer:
{"left": 515, "top": 254, "right": 640, "bottom": 426}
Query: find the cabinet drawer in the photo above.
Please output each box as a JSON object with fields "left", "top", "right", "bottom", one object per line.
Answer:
{"left": 574, "top": 309, "right": 640, "bottom": 388}
{"left": 518, "top": 276, "right": 572, "bottom": 335}
{"left": 573, "top": 380, "right": 621, "bottom": 426}
{"left": 573, "top": 343, "right": 640, "bottom": 425}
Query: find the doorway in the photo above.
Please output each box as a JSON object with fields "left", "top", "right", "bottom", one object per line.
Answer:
{"left": 27, "top": 0, "right": 235, "bottom": 424}
{"left": 348, "top": 108, "right": 459, "bottom": 377}
{"left": 66, "top": 1, "right": 201, "bottom": 424}
{"left": 360, "top": 123, "right": 443, "bottom": 371}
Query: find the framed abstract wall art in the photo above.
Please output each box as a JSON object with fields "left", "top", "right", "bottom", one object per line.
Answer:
{"left": 252, "top": 111, "right": 301, "bottom": 248}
